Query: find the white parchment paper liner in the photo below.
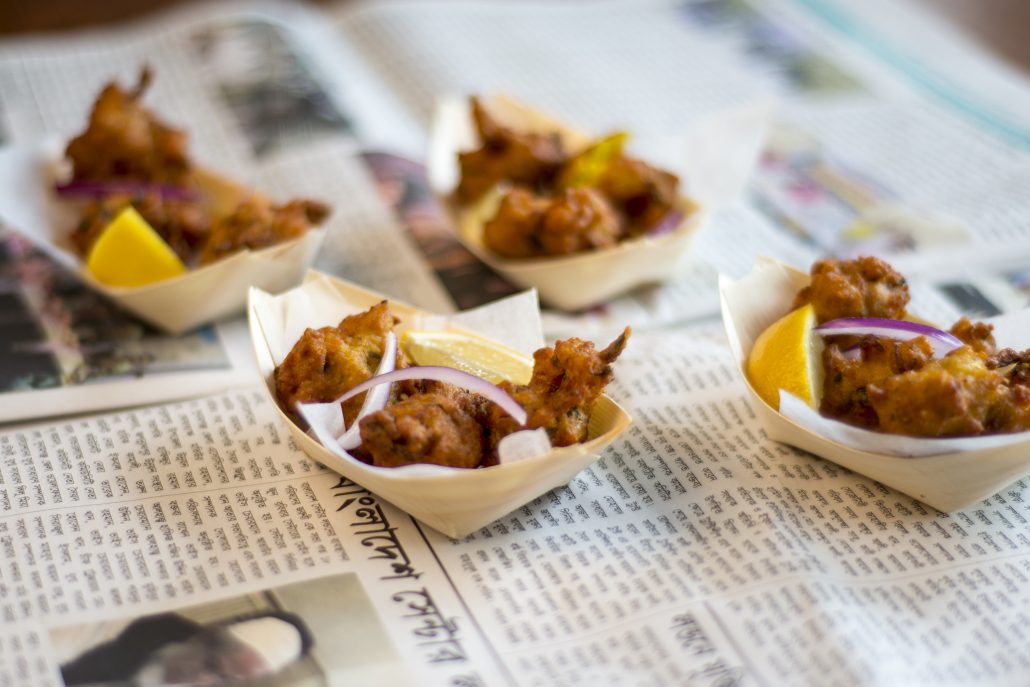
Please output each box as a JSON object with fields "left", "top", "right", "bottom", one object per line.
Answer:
{"left": 0, "top": 142, "right": 326, "bottom": 334}
{"left": 248, "top": 271, "right": 632, "bottom": 538}
{"left": 720, "top": 256, "right": 1030, "bottom": 511}
{"left": 427, "top": 95, "right": 768, "bottom": 311}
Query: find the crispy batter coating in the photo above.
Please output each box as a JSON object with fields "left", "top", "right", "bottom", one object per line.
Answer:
{"left": 539, "top": 187, "right": 622, "bottom": 255}
{"left": 71, "top": 192, "right": 210, "bottom": 262}
{"left": 821, "top": 336, "right": 934, "bottom": 428}
{"left": 482, "top": 188, "right": 547, "bottom": 258}
{"left": 455, "top": 98, "right": 566, "bottom": 203}
{"left": 489, "top": 328, "right": 631, "bottom": 448}
{"left": 867, "top": 346, "right": 1030, "bottom": 436}
{"left": 483, "top": 187, "right": 621, "bottom": 258}
{"left": 274, "top": 302, "right": 396, "bottom": 425}
{"left": 359, "top": 391, "right": 486, "bottom": 468}
{"left": 988, "top": 347, "right": 1030, "bottom": 389}
{"left": 793, "top": 256, "right": 910, "bottom": 323}
{"left": 65, "top": 67, "right": 190, "bottom": 185}
{"left": 198, "top": 197, "right": 329, "bottom": 265}
{"left": 950, "top": 317, "right": 996, "bottom": 356}
{"left": 595, "top": 157, "right": 679, "bottom": 238}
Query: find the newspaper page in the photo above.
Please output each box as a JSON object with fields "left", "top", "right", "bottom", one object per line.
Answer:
{"left": 0, "top": 1, "right": 452, "bottom": 422}
{"left": 0, "top": 1, "right": 1029, "bottom": 686}
{"left": 3, "top": 323, "right": 1030, "bottom": 685}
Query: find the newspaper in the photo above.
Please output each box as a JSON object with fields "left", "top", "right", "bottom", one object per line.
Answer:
{"left": 0, "top": 0, "right": 1029, "bottom": 685}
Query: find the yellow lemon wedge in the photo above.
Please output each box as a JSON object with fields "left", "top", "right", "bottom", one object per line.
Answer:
{"left": 746, "top": 303, "right": 825, "bottom": 410}
{"left": 401, "top": 331, "right": 532, "bottom": 385}
{"left": 86, "top": 206, "right": 187, "bottom": 288}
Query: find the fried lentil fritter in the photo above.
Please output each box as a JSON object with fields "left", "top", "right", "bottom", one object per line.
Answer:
{"left": 488, "top": 328, "right": 631, "bottom": 449}
{"left": 198, "top": 197, "right": 330, "bottom": 265}
{"left": 867, "top": 347, "right": 1030, "bottom": 437}
{"left": 456, "top": 98, "right": 566, "bottom": 204}
{"left": 359, "top": 391, "right": 486, "bottom": 468}
{"left": 820, "top": 336, "right": 934, "bottom": 429}
{"left": 793, "top": 256, "right": 909, "bottom": 323}
{"left": 65, "top": 68, "right": 329, "bottom": 266}
{"left": 483, "top": 187, "right": 621, "bottom": 258}
{"left": 65, "top": 67, "right": 190, "bottom": 185}
{"left": 274, "top": 301, "right": 397, "bottom": 426}
{"left": 457, "top": 98, "right": 682, "bottom": 258}
{"left": 792, "top": 257, "right": 1030, "bottom": 437}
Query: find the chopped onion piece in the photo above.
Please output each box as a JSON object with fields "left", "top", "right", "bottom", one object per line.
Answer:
{"left": 334, "top": 365, "right": 527, "bottom": 427}
{"left": 815, "top": 317, "right": 963, "bottom": 358}
{"left": 497, "top": 428, "right": 552, "bottom": 464}
{"left": 55, "top": 180, "right": 198, "bottom": 201}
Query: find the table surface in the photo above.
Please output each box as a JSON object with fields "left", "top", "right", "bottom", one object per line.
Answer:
{"left": 1, "top": 0, "right": 1028, "bottom": 75}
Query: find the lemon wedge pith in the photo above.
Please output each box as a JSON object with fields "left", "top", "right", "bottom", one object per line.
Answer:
{"left": 86, "top": 206, "right": 187, "bottom": 288}
{"left": 746, "top": 303, "right": 824, "bottom": 410}
{"left": 401, "top": 331, "right": 531, "bottom": 385}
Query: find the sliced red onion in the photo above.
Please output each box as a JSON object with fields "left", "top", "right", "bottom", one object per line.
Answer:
{"left": 645, "top": 209, "right": 684, "bottom": 237}
{"left": 295, "top": 332, "right": 398, "bottom": 452}
{"left": 334, "top": 365, "right": 527, "bottom": 426}
{"left": 815, "top": 317, "right": 963, "bottom": 358}
{"left": 55, "top": 180, "right": 198, "bottom": 201}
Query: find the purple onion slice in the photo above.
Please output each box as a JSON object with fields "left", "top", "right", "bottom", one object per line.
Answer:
{"left": 333, "top": 365, "right": 528, "bottom": 427}
{"left": 815, "top": 317, "right": 964, "bottom": 358}
{"left": 55, "top": 180, "right": 198, "bottom": 201}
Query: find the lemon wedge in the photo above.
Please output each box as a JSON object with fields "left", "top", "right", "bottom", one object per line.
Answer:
{"left": 746, "top": 303, "right": 825, "bottom": 410}
{"left": 86, "top": 207, "right": 187, "bottom": 288}
{"left": 401, "top": 331, "right": 532, "bottom": 385}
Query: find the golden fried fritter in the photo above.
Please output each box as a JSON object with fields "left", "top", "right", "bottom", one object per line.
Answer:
{"left": 71, "top": 192, "right": 210, "bottom": 261}
{"left": 867, "top": 346, "right": 1030, "bottom": 436}
{"left": 359, "top": 392, "right": 486, "bottom": 468}
{"left": 455, "top": 98, "right": 566, "bottom": 203}
{"left": 595, "top": 156, "right": 679, "bottom": 238}
{"left": 821, "top": 336, "right": 933, "bottom": 428}
{"left": 482, "top": 188, "right": 548, "bottom": 258}
{"left": 274, "top": 302, "right": 396, "bottom": 425}
{"left": 483, "top": 187, "right": 621, "bottom": 258}
{"left": 539, "top": 187, "right": 621, "bottom": 255}
{"left": 65, "top": 67, "right": 190, "bottom": 185}
{"left": 489, "top": 328, "right": 630, "bottom": 448}
{"left": 198, "top": 197, "right": 329, "bottom": 265}
{"left": 793, "top": 256, "right": 910, "bottom": 323}
{"left": 950, "top": 317, "right": 996, "bottom": 356}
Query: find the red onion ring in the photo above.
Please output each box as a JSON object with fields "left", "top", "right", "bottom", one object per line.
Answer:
{"left": 55, "top": 180, "right": 198, "bottom": 201}
{"left": 334, "top": 365, "right": 527, "bottom": 427}
{"left": 815, "top": 317, "right": 963, "bottom": 358}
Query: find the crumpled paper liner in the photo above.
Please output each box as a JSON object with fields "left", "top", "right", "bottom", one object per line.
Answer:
{"left": 248, "top": 270, "right": 632, "bottom": 538}
{"left": 0, "top": 142, "right": 325, "bottom": 334}
{"left": 427, "top": 95, "right": 768, "bottom": 312}
{"left": 720, "top": 257, "right": 1030, "bottom": 511}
